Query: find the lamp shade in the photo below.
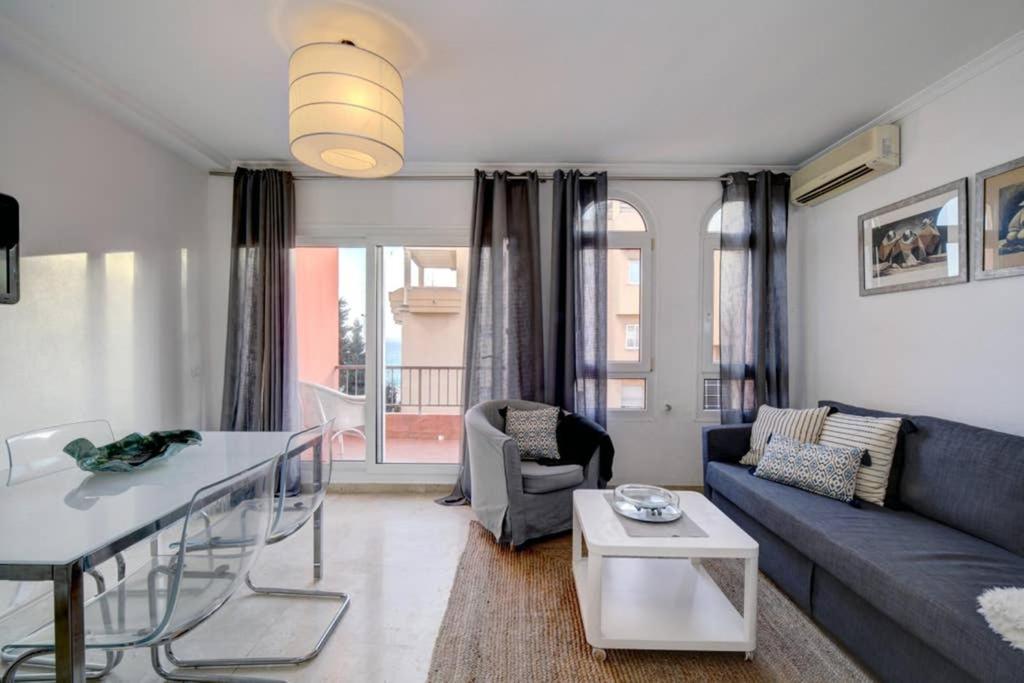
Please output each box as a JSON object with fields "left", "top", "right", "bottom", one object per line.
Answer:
{"left": 289, "top": 41, "right": 404, "bottom": 177}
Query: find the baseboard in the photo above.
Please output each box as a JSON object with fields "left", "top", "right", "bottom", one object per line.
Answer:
{"left": 327, "top": 482, "right": 452, "bottom": 495}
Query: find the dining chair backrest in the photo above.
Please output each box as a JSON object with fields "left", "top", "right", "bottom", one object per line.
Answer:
{"left": 150, "top": 453, "right": 281, "bottom": 643}
{"left": 4, "top": 419, "right": 115, "bottom": 485}
{"left": 270, "top": 421, "right": 334, "bottom": 544}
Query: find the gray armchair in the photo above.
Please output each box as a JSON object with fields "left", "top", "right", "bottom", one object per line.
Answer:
{"left": 465, "top": 399, "right": 600, "bottom": 547}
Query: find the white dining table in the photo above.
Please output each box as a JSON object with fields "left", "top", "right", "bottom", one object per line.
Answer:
{"left": 0, "top": 431, "right": 310, "bottom": 683}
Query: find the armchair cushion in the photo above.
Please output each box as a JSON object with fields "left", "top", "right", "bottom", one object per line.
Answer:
{"left": 520, "top": 461, "right": 584, "bottom": 494}
{"left": 503, "top": 405, "right": 560, "bottom": 460}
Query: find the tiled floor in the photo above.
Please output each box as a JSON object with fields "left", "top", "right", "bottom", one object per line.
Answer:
{"left": 2, "top": 493, "right": 473, "bottom": 682}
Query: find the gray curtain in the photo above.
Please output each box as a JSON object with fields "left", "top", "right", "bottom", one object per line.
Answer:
{"left": 441, "top": 170, "right": 545, "bottom": 504}
{"left": 546, "top": 170, "right": 608, "bottom": 426}
{"left": 719, "top": 171, "right": 790, "bottom": 424}
{"left": 220, "top": 168, "right": 299, "bottom": 431}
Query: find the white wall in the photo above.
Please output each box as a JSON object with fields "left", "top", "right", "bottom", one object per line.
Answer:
{"left": 793, "top": 47, "right": 1024, "bottom": 435}
{"left": 204, "top": 175, "right": 721, "bottom": 484}
{"left": 608, "top": 180, "right": 720, "bottom": 485}
{"left": 0, "top": 58, "right": 207, "bottom": 441}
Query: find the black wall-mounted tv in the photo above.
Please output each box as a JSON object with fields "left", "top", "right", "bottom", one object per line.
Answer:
{"left": 0, "top": 193, "right": 18, "bottom": 304}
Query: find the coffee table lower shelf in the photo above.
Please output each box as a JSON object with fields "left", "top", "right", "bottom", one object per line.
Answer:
{"left": 572, "top": 555, "right": 755, "bottom": 656}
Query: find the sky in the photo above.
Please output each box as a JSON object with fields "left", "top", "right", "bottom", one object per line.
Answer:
{"left": 337, "top": 246, "right": 405, "bottom": 353}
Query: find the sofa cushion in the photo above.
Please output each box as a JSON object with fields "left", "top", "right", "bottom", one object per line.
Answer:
{"left": 519, "top": 461, "right": 583, "bottom": 494}
{"left": 820, "top": 401, "right": 1024, "bottom": 556}
{"left": 898, "top": 414, "right": 1024, "bottom": 557}
{"left": 707, "top": 462, "right": 1024, "bottom": 681}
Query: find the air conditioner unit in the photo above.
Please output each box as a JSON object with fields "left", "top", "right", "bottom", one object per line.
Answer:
{"left": 791, "top": 125, "right": 900, "bottom": 206}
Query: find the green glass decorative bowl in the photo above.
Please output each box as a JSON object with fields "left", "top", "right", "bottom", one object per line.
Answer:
{"left": 63, "top": 430, "right": 202, "bottom": 473}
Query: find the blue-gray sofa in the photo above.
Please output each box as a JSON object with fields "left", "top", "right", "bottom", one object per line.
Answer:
{"left": 702, "top": 400, "right": 1024, "bottom": 682}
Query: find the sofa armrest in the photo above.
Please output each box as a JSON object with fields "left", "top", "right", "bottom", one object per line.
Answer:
{"left": 701, "top": 423, "right": 752, "bottom": 497}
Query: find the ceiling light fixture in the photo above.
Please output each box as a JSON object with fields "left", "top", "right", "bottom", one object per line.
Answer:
{"left": 289, "top": 40, "right": 404, "bottom": 177}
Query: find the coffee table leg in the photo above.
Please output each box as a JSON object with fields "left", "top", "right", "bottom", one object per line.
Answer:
{"left": 586, "top": 551, "right": 603, "bottom": 642}
{"left": 743, "top": 555, "right": 757, "bottom": 657}
{"left": 572, "top": 507, "right": 582, "bottom": 563}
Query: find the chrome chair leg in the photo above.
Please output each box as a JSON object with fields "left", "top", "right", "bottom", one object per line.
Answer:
{"left": 150, "top": 645, "right": 285, "bottom": 683}
{"left": 1, "top": 568, "right": 123, "bottom": 679}
{"left": 163, "top": 573, "right": 350, "bottom": 669}
{"left": 1, "top": 645, "right": 110, "bottom": 683}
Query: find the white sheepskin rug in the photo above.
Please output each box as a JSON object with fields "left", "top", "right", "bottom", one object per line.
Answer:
{"left": 978, "top": 587, "right": 1024, "bottom": 651}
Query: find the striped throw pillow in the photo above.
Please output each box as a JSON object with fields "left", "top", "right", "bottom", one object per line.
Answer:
{"left": 818, "top": 412, "right": 902, "bottom": 506}
{"left": 740, "top": 405, "right": 831, "bottom": 466}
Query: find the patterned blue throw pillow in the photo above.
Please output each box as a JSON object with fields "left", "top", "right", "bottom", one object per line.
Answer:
{"left": 754, "top": 434, "right": 864, "bottom": 503}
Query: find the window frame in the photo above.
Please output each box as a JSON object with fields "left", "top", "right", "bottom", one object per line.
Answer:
{"left": 605, "top": 194, "right": 654, "bottom": 418}
{"left": 697, "top": 201, "right": 722, "bottom": 423}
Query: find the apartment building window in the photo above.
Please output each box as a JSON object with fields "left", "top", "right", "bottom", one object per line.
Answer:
{"left": 624, "top": 323, "right": 639, "bottom": 351}
{"left": 600, "top": 197, "right": 653, "bottom": 413}
{"left": 627, "top": 257, "right": 640, "bottom": 285}
{"left": 700, "top": 203, "right": 722, "bottom": 418}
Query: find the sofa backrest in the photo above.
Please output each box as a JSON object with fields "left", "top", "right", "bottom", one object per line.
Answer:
{"left": 821, "top": 401, "right": 1024, "bottom": 556}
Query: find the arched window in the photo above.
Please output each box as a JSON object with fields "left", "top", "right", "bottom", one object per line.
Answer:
{"left": 605, "top": 198, "right": 652, "bottom": 412}
{"left": 699, "top": 202, "right": 722, "bottom": 416}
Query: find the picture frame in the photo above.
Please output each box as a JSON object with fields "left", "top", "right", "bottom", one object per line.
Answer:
{"left": 972, "top": 155, "right": 1024, "bottom": 281}
{"left": 858, "top": 178, "right": 968, "bottom": 297}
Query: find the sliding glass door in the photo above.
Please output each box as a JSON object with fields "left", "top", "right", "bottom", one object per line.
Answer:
{"left": 295, "top": 241, "right": 467, "bottom": 474}
{"left": 379, "top": 246, "right": 468, "bottom": 464}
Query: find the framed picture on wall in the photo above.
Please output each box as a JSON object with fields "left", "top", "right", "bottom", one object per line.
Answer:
{"left": 858, "top": 178, "right": 968, "bottom": 296}
{"left": 973, "top": 155, "right": 1024, "bottom": 281}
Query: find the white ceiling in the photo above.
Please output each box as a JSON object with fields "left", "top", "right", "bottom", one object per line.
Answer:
{"left": 2, "top": 0, "right": 1024, "bottom": 170}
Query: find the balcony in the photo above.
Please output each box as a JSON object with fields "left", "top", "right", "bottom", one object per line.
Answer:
{"left": 329, "top": 364, "right": 464, "bottom": 464}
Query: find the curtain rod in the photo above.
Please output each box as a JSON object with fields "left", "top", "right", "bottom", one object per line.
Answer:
{"left": 207, "top": 170, "right": 743, "bottom": 182}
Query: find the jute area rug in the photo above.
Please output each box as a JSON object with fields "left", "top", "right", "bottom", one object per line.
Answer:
{"left": 428, "top": 522, "right": 871, "bottom": 682}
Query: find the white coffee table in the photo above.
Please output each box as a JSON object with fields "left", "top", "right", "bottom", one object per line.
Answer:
{"left": 571, "top": 489, "right": 758, "bottom": 661}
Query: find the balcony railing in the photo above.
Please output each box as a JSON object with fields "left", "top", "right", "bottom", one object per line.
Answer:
{"left": 336, "top": 365, "right": 463, "bottom": 413}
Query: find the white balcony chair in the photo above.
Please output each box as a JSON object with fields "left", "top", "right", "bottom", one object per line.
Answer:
{"left": 299, "top": 380, "right": 365, "bottom": 456}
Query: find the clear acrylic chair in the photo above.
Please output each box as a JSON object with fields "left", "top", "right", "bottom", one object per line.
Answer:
{"left": 1, "top": 420, "right": 126, "bottom": 679}
{"left": 163, "top": 421, "right": 351, "bottom": 672}
{"left": 1, "top": 452, "right": 282, "bottom": 683}
{"left": 5, "top": 419, "right": 117, "bottom": 486}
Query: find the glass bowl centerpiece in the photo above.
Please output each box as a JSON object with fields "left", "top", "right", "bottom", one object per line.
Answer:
{"left": 611, "top": 484, "right": 683, "bottom": 523}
